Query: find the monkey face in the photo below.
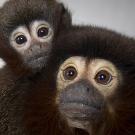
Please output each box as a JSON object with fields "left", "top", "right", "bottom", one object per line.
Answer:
{"left": 9, "top": 20, "right": 54, "bottom": 69}
{"left": 56, "top": 56, "right": 122, "bottom": 130}
{"left": 0, "top": 0, "right": 71, "bottom": 71}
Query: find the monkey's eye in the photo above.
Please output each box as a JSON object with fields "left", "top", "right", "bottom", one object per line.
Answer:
{"left": 15, "top": 35, "right": 27, "bottom": 45}
{"left": 37, "top": 24, "right": 50, "bottom": 38}
{"left": 95, "top": 70, "right": 112, "bottom": 85}
{"left": 37, "top": 26, "right": 49, "bottom": 38}
{"left": 63, "top": 66, "right": 78, "bottom": 80}
{"left": 31, "top": 21, "right": 53, "bottom": 42}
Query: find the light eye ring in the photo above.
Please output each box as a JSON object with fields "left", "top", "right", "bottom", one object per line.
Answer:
{"left": 36, "top": 24, "right": 51, "bottom": 39}
{"left": 10, "top": 26, "right": 31, "bottom": 52}
{"left": 61, "top": 64, "right": 78, "bottom": 81}
{"left": 94, "top": 69, "right": 113, "bottom": 85}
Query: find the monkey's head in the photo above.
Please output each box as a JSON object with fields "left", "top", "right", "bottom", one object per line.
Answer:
{"left": 52, "top": 26, "right": 135, "bottom": 135}
{"left": 0, "top": 0, "right": 71, "bottom": 72}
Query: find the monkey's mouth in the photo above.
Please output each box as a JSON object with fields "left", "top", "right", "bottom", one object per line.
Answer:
{"left": 59, "top": 102, "right": 100, "bottom": 121}
{"left": 30, "top": 56, "right": 45, "bottom": 67}
{"left": 34, "top": 56, "right": 45, "bottom": 63}
{"left": 27, "top": 55, "right": 48, "bottom": 70}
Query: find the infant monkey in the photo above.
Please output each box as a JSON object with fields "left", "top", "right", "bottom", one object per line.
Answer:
{"left": 0, "top": 0, "right": 72, "bottom": 134}
{"left": 0, "top": 0, "right": 71, "bottom": 74}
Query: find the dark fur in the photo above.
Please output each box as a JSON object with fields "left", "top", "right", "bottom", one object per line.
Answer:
{"left": 0, "top": 0, "right": 71, "bottom": 38}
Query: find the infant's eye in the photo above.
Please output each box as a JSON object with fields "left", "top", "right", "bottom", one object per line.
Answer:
{"left": 37, "top": 27, "right": 49, "bottom": 38}
{"left": 63, "top": 66, "right": 78, "bottom": 81}
{"left": 15, "top": 35, "right": 27, "bottom": 45}
{"left": 95, "top": 70, "right": 112, "bottom": 85}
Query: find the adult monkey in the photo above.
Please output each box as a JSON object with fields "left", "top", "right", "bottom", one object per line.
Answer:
{"left": 44, "top": 26, "right": 135, "bottom": 135}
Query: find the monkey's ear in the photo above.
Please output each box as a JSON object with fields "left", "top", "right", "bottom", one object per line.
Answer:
{"left": 57, "top": 3, "right": 72, "bottom": 30}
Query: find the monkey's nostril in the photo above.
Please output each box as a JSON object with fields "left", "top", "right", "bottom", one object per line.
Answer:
{"left": 40, "top": 45, "right": 42, "bottom": 49}
{"left": 87, "top": 87, "right": 90, "bottom": 92}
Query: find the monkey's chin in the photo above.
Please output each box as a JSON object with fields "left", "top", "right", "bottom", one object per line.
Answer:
{"left": 67, "top": 117, "right": 90, "bottom": 130}
{"left": 59, "top": 102, "right": 100, "bottom": 129}
{"left": 27, "top": 56, "right": 48, "bottom": 71}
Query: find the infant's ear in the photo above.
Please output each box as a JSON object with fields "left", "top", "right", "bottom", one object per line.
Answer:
{"left": 57, "top": 3, "right": 72, "bottom": 30}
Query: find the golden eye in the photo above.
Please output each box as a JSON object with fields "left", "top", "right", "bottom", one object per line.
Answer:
{"left": 95, "top": 70, "right": 112, "bottom": 85}
{"left": 63, "top": 66, "right": 78, "bottom": 81}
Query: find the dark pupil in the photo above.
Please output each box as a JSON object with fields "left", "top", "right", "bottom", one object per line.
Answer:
{"left": 64, "top": 67, "right": 77, "bottom": 80}
{"left": 67, "top": 70, "right": 75, "bottom": 77}
{"left": 98, "top": 74, "right": 106, "bottom": 81}
{"left": 38, "top": 27, "right": 49, "bottom": 37}
{"left": 15, "top": 35, "right": 27, "bottom": 45}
